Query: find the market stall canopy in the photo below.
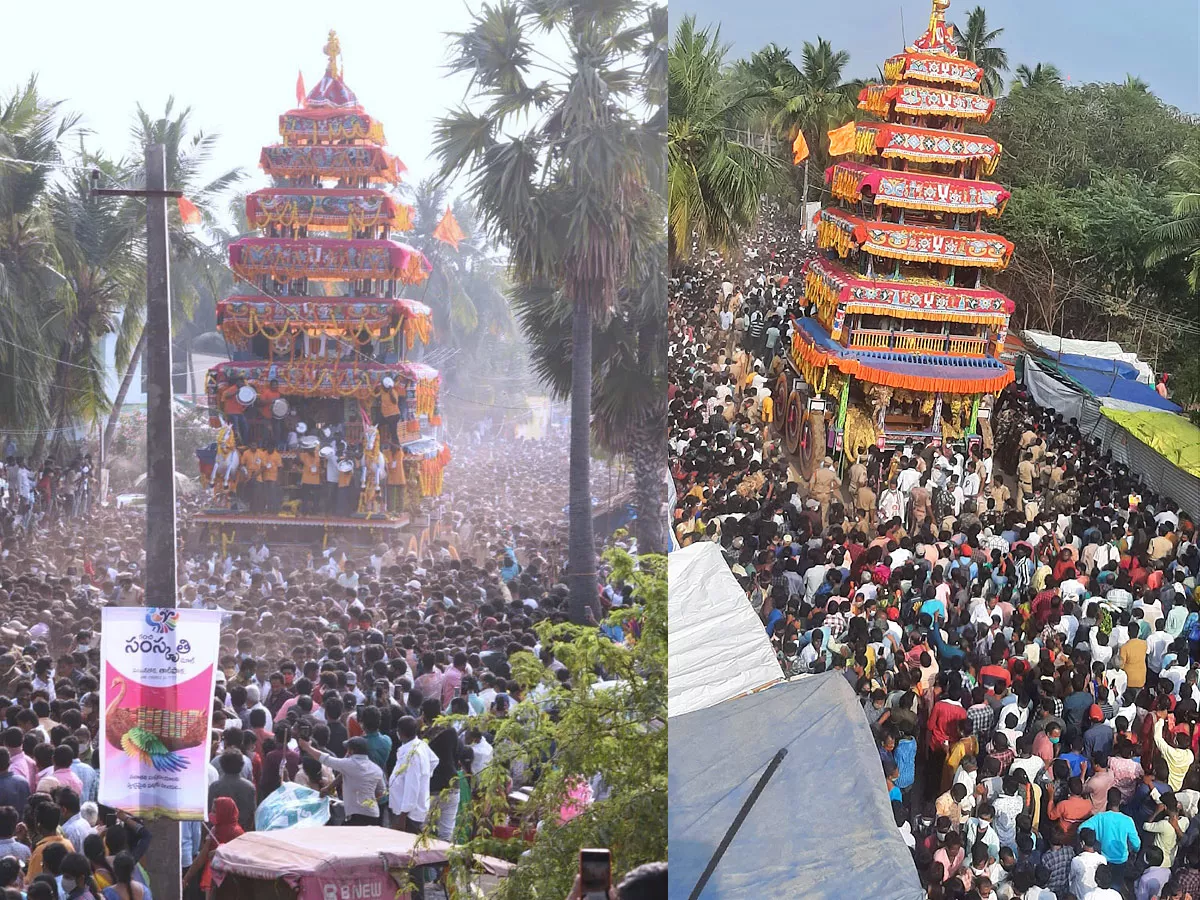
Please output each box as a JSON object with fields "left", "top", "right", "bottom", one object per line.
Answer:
{"left": 1022, "top": 330, "right": 1154, "bottom": 384}
{"left": 669, "top": 674, "right": 924, "bottom": 900}
{"left": 210, "top": 826, "right": 512, "bottom": 890}
{"left": 1099, "top": 409, "right": 1200, "bottom": 478}
{"left": 667, "top": 542, "right": 781, "bottom": 719}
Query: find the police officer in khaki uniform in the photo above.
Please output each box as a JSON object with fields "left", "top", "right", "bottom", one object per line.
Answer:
{"left": 1016, "top": 450, "right": 1036, "bottom": 506}
{"left": 808, "top": 456, "right": 842, "bottom": 531}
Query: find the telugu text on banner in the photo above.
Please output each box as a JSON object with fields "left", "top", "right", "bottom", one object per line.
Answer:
{"left": 99, "top": 607, "right": 221, "bottom": 819}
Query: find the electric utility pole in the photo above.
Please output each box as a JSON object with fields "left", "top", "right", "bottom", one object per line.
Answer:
{"left": 93, "top": 142, "right": 182, "bottom": 900}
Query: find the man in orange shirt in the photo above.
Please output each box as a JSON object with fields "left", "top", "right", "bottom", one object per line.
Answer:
{"left": 257, "top": 378, "right": 283, "bottom": 449}
{"left": 377, "top": 381, "right": 403, "bottom": 444}
{"left": 219, "top": 376, "right": 250, "bottom": 444}
{"left": 240, "top": 441, "right": 262, "bottom": 512}
{"left": 385, "top": 443, "right": 406, "bottom": 512}
{"left": 259, "top": 444, "right": 282, "bottom": 513}
{"left": 299, "top": 445, "right": 321, "bottom": 515}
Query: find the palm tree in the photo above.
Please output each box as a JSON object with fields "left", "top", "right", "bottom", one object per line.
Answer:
{"left": 436, "top": 0, "right": 661, "bottom": 623}
{"left": 43, "top": 155, "right": 142, "bottom": 456}
{"left": 0, "top": 77, "right": 79, "bottom": 443}
{"left": 510, "top": 217, "right": 667, "bottom": 553}
{"left": 404, "top": 177, "right": 513, "bottom": 357}
{"left": 1012, "top": 62, "right": 1064, "bottom": 92}
{"left": 772, "top": 37, "right": 857, "bottom": 221}
{"left": 1147, "top": 154, "right": 1200, "bottom": 289}
{"left": 954, "top": 6, "right": 1009, "bottom": 97}
{"left": 668, "top": 16, "right": 777, "bottom": 262}
{"left": 102, "top": 99, "right": 242, "bottom": 463}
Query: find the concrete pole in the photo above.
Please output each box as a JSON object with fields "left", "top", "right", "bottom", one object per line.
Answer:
{"left": 142, "top": 143, "right": 182, "bottom": 899}
{"left": 144, "top": 144, "right": 178, "bottom": 601}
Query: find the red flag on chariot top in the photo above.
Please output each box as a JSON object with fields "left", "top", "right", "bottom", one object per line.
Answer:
{"left": 433, "top": 205, "right": 466, "bottom": 250}
{"left": 296, "top": 70, "right": 306, "bottom": 108}
{"left": 177, "top": 196, "right": 201, "bottom": 226}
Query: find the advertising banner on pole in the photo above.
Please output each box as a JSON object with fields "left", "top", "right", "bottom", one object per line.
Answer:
{"left": 99, "top": 607, "right": 221, "bottom": 819}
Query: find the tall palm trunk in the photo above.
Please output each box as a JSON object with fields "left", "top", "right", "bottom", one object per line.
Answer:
{"left": 631, "top": 415, "right": 666, "bottom": 554}
{"left": 567, "top": 300, "right": 599, "bottom": 624}
{"left": 102, "top": 329, "right": 146, "bottom": 467}
{"left": 801, "top": 156, "right": 810, "bottom": 233}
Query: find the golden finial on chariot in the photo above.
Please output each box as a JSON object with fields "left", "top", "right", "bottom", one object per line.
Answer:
{"left": 323, "top": 30, "right": 342, "bottom": 78}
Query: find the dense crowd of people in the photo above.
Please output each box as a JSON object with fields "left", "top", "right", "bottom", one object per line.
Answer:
{"left": 0, "top": 414, "right": 659, "bottom": 900}
{"left": 670, "top": 206, "right": 1200, "bottom": 900}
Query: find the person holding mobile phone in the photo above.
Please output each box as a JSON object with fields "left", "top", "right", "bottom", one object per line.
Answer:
{"left": 565, "top": 859, "right": 667, "bottom": 900}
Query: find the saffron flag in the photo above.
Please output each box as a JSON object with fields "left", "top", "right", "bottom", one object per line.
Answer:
{"left": 99, "top": 607, "right": 222, "bottom": 819}
{"left": 792, "top": 130, "right": 810, "bottom": 165}
{"left": 433, "top": 205, "right": 466, "bottom": 250}
{"left": 296, "top": 70, "right": 306, "bottom": 107}
{"left": 827, "top": 121, "right": 857, "bottom": 156}
{"left": 177, "top": 196, "right": 201, "bottom": 226}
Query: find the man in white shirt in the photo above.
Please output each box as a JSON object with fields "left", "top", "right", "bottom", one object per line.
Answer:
{"left": 1070, "top": 830, "right": 1106, "bottom": 899}
{"left": 389, "top": 716, "right": 435, "bottom": 832}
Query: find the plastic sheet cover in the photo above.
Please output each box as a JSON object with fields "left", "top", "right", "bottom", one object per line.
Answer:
{"left": 668, "top": 542, "right": 781, "bottom": 719}
{"left": 669, "top": 674, "right": 925, "bottom": 900}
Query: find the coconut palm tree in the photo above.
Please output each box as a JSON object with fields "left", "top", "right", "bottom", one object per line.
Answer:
{"left": 953, "top": 6, "right": 1009, "bottom": 97}
{"left": 436, "top": 0, "right": 662, "bottom": 623}
{"left": 404, "top": 177, "right": 513, "bottom": 357}
{"left": 43, "top": 155, "right": 142, "bottom": 456}
{"left": 1147, "top": 154, "right": 1200, "bottom": 289}
{"left": 771, "top": 37, "right": 857, "bottom": 217}
{"left": 668, "top": 16, "right": 776, "bottom": 262}
{"left": 0, "top": 77, "right": 79, "bottom": 441}
{"left": 1012, "top": 62, "right": 1064, "bottom": 92}
{"left": 102, "top": 99, "right": 243, "bottom": 461}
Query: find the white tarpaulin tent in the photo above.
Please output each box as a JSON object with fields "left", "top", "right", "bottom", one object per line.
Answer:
{"left": 668, "top": 542, "right": 781, "bottom": 719}
{"left": 1023, "top": 330, "right": 1155, "bottom": 384}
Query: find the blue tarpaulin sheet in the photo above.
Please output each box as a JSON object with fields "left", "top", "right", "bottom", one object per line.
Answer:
{"left": 1054, "top": 360, "right": 1181, "bottom": 413}
{"left": 669, "top": 674, "right": 924, "bottom": 900}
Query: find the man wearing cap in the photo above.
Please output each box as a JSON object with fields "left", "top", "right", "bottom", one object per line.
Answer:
{"left": 807, "top": 456, "right": 841, "bottom": 531}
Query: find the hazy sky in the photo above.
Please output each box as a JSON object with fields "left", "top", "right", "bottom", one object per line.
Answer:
{"left": 673, "top": 0, "right": 1200, "bottom": 113}
{"left": 3, "top": 1, "right": 488, "bottom": 213}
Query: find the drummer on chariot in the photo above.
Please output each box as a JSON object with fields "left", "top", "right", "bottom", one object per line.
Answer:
{"left": 218, "top": 375, "right": 252, "bottom": 444}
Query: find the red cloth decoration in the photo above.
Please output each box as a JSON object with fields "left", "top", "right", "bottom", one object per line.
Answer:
{"left": 432, "top": 206, "right": 466, "bottom": 250}
{"left": 177, "top": 196, "right": 201, "bottom": 226}
{"left": 296, "top": 71, "right": 306, "bottom": 108}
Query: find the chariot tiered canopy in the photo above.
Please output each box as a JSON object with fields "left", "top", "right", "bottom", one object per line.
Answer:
{"left": 202, "top": 31, "right": 451, "bottom": 532}
{"left": 782, "top": 0, "right": 1015, "bottom": 467}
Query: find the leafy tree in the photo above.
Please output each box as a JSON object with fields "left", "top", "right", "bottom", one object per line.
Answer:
{"left": 449, "top": 546, "right": 666, "bottom": 899}
{"left": 953, "top": 5, "right": 1008, "bottom": 97}
{"left": 668, "top": 16, "right": 776, "bottom": 261}
{"left": 436, "top": 0, "right": 662, "bottom": 623}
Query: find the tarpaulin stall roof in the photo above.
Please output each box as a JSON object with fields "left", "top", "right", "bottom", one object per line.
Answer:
{"left": 669, "top": 674, "right": 924, "bottom": 900}
{"left": 1022, "top": 330, "right": 1154, "bottom": 384}
{"left": 668, "top": 542, "right": 780, "bottom": 718}
{"left": 210, "top": 827, "right": 512, "bottom": 900}
{"left": 1052, "top": 358, "right": 1180, "bottom": 414}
